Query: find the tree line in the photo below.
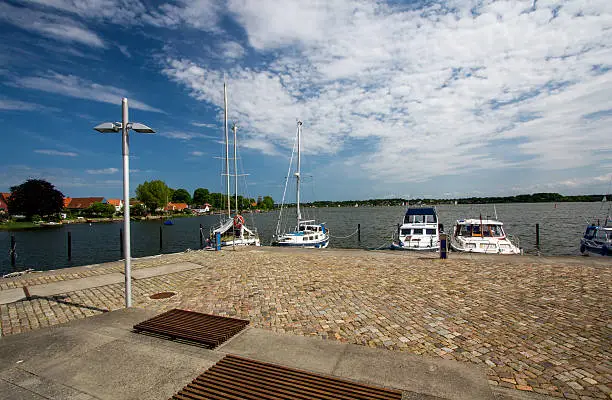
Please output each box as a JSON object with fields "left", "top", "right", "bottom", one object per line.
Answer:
{"left": 1, "top": 179, "right": 275, "bottom": 222}
{"left": 134, "top": 180, "right": 274, "bottom": 212}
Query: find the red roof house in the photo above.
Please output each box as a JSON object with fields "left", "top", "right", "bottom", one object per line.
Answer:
{"left": 164, "top": 202, "right": 189, "bottom": 212}
{"left": 66, "top": 197, "right": 106, "bottom": 210}
{"left": 0, "top": 192, "right": 9, "bottom": 213}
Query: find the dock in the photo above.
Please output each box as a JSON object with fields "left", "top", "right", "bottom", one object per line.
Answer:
{"left": 0, "top": 248, "right": 610, "bottom": 399}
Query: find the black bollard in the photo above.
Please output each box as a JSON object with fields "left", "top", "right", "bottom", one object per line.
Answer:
{"left": 397, "top": 223, "right": 400, "bottom": 240}
{"left": 160, "top": 226, "right": 163, "bottom": 251}
{"left": 200, "top": 224, "right": 203, "bottom": 249}
{"left": 67, "top": 231, "right": 72, "bottom": 261}
{"left": 357, "top": 223, "right": 361, "bottom": 242}
{"left": 10, "top": 235, "right": 16, "bottom": 268}
{"left": 439, "top": 233, "right": 448, "bottom": 259}
{"left": 120, "top": 228, "right": 124, "bottom": 258}
{"left": 535, "top": 223, "right": 540, "bottom": 248}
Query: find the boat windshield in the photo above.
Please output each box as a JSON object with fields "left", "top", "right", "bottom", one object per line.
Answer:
{"left": 595, "top": 229, "right": 611, "bottom": 241}
{"left": 457, "top": 224, "right": 504, "bottom": 237}
{"left": 404, "top": 214, "right": 437, "bottom": 224}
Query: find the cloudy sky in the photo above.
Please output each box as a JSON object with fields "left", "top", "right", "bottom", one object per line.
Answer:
{"left": 1, "top": 0, "right": 611, "bottom": 201}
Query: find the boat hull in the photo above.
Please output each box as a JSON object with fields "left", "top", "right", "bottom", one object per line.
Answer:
{"left": 580, "top": 239, "right": 611, "bottom": 256}
{"left": 272, "top": 237, "right": 329, "bottom": 249}
{"left": 449, "top": 240, "right": 521, "bottom": 255}
{"left": 390, "top": 242, "right": 438, "bottom": 251}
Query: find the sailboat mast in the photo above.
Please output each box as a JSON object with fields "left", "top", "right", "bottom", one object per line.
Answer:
{"left": 233, "top": 123, "right": 238, "bottom": 215}
{"left": 296, "top": 121, "right": 302, "bottom": 225}
{"left": 224, "top": 82, "right": 231, "bottom": 217}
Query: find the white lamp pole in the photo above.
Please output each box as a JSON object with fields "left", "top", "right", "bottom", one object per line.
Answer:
{"left": 94, "top": 97, "right": 155, "bottom": 308}
{"left": 121, "top": 98, "right": 132, "bottom": 307}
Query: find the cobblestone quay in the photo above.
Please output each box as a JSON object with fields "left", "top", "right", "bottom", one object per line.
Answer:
{"left": 1, "top": 248, "right": 610, "bottom": 398}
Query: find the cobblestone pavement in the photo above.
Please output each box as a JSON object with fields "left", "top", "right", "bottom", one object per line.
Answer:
{"left": 1, "top": 249, "right": 610, "bottom": 399}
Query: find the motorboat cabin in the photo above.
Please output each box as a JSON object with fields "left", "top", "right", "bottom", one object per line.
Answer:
{"left": 391, "top": 207, "right": 440, "bottom": 251}
{"left": 273, "top": 220, "right": 330, "bottom": 248}
{"left": 580, "top": 225, "right": 611, "bottom": 256}
{"left": 450, "top": 219, "right": 521, "bottom": 254}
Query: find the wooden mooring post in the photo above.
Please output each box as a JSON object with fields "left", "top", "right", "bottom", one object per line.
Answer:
{"left": 357, "top": 223, "right": 361, "bottom": 242}
{"left": 10, "top": 235, "right": 16, "bottom": 268}
{"left": 120, "top": 228, "right": 124, "bottom": 258}
{"left": 159, "top": 226, "right": 163, "bottom": 251}
{"left": 67, "top": 231, "right": 72, "bottom": 261}
{"left": 199, "top": 224, "right": 203, "bottom": 249}
{"left": 535, "top": 223, "right": 540, "bottom": 248}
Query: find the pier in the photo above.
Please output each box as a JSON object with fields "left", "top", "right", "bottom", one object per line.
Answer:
{"left": 0, "top": 248, "right": 610, "bottom": 399}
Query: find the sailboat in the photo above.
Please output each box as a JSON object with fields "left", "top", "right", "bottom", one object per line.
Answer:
{"left": 210, "top": 83, "right": 260, "bottom": 247}
{"left": 272, "top": 121, "right": 329, "bottom": 248}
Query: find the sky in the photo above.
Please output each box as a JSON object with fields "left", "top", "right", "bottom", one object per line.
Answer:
{"left": 0, "top": 0, "right": 611, "bottom": 202}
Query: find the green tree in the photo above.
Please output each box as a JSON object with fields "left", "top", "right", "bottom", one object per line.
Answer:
{"left": 8, "top": 179, "right": 64, "bottom": 220}
{"left": 85, "top": 202, "right": 115, "bottom": 218}
{"left": 261, "top": 195, "right": 275, "bottom": 210}
{"left": 193, "top": 188, "right": 210, "bottom": 205}
{"left": 135, "top": 180, "right": 171, "bottom": 212}
{"left": 172, "top": 188, "right": 192, "bottom": 204}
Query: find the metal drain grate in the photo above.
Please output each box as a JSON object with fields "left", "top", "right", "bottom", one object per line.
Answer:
{"left": 133, "top": 309, "right": 249, "bottom": 348}
{"left": 171, "top": 354, "right": 403, "bottom": 400}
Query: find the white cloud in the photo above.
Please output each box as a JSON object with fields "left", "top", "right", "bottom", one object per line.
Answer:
{"left": 13, "top": 72, "right": 164, "bottom": 113}
{"left": 219, "top": 41, "right": 245, "bottom": 59}
{"left": 143, "top": 0, "right": 221, "bottom": 31}
{"left": 86, "top": 168, "right": 119, "bottom": 174}
{"left": 23, "top": 0, "right": 147, "bottom": 24}
{"left": 0, "top": 3, "right": 106, "bottom": 48}
{"left": 163, "top": 0, "right": 612, "bottom": 188}
{"left": 191, "top": 122, "right": 217, "bottom": 128}
{"left": 189, "top": 151, "right": 204, "bottom": 156}
{"left": 161, "top": 130, "right": 217, "bottom": 140}
{"left": 0, "top": 99, "right": 45, "bottom": 111}
{"left": 117, "top": 45, "right": 132, "bottom": 58}
{"left": 34, "top": 149, "right": 78, "bottom": 157}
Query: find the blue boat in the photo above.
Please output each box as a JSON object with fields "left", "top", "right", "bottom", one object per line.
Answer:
{"left": 580, "top": 224, "right": 611, "bottom": 256}
{"left": 163, "top": 220, "right": 174, "bottom": 226}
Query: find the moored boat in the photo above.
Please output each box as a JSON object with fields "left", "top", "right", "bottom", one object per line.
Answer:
{"left": 272, "top": 121, "right": 329, "bottom": 249}
{"left": 391, "top": 207, "right": 440, "bottom": 251}
{"left": 450, "top": 218, "right": 521, "bottom": 254}
{"left": 210, "top": 82, "right": 260, "bottom": 247}
{"left": 580, "top": 224, "right": 611, "bottom": 256}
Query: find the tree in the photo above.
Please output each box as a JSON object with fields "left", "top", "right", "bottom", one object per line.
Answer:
{"left": 261, "top": 195, "right": 275, "bottom": 210}
{"left": 172, "top": 188, "right": 192, "bottom": 204}
{"left": 135, "top": 180, "right": 171, "bottom": 212}
{"left": 8, "top": 179, "right": 64, "bottom": 220}
{"left": 193, "top": 188, "right": 210, "bottom": 205}
{"left": 85, "top": 202, "right": 115, "bottom": 218}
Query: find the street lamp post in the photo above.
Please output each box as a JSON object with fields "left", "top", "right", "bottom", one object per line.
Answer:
{"left": 94, "top": 98, "right": 154, "bottom": 307}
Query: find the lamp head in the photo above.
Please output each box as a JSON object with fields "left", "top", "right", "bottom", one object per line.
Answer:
{"left": 130, "top": 122, "right": 155, "bottom": 134}
{"left": 94, "top": 122, "right": 122, "bottom": 133}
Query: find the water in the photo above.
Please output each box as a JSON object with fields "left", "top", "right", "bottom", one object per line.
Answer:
{"left": 1, "top": 202, "right": 609, "bottom": 274}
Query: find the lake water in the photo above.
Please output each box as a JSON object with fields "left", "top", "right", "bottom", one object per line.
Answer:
{"left": 1, "top": 202, "right": 610, "bottom": 275}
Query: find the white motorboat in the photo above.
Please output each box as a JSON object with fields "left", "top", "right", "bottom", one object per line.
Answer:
{"left": 391, "top": 207, "right": 440, "bottom": 251}
{"left": 210, "top": 82, "right": 260, "bottom": 247}
{"left": 272, "top": 121, "right": 329, "bottom": 249}
{"left": 450, "top": 218, "right": 521, "bottom": 254}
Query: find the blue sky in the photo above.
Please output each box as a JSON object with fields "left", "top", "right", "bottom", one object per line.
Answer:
{"left": 1, "top": 0, "right": 611, "bottom": 202}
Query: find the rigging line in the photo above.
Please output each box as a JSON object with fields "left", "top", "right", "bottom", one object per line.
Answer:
{"left": 275, "top": 135, "right": 298, "bottom": 238}
{"left": 329, "top": 229, "right": 359, "bottom": 239}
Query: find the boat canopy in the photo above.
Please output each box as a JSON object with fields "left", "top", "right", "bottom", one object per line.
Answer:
{"left": 404, "top": 207, "right": 437, "bottom": 224}
{"left": 456, "top": 219, "right": 503, "bottom": 226}
{"left": 213, "top": 218, "right": 254, "bottom": 235}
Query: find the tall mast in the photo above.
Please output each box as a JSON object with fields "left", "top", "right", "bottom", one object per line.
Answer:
{"left": 233, "top": 123, "right": 238, "bottom": 215}
{"left": 224, "top": 81, "right": 231, "bottom": 217}
{"left": 296, "top": 120, "right": 302, "bottom": 225}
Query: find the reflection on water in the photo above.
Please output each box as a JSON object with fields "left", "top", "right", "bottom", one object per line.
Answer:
{"left": 0, "top": 202, "right": 609, "bottom": 274}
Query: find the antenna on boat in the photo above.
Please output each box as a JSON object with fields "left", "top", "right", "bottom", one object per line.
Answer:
{"left": 494, "top": 204, "right": 498, "bottom": 220}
